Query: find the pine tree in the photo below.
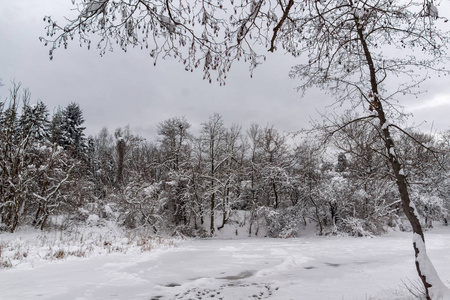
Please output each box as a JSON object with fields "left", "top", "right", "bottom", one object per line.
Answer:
{"left": 59, "top": 102, "right": 87, "bottom": 158}
{"left": 19, "top": 101, "right": 51, "bottom": 142}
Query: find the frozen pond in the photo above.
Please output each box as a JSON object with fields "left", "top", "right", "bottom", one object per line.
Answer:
{"left": 1, "top": 228, "right": 450, "bottom": 300}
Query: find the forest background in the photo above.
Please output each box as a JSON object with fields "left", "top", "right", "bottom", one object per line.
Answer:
{"left": 1, "top": 89, "right": 449, "bottom": 239}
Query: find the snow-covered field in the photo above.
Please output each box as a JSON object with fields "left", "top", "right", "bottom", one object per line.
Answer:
{"left": 1, "top": 225, "right": 450, "bottom": 300}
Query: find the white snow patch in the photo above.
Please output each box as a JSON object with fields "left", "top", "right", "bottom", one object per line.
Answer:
{"left": 409, "top": 199, "right": 420, "bottom": 219}
{"left": 429, "top": 3, "right": 439, "bottom": 18}
{"left": 81, "top": 0, "right": 107, "bottom": 17}
{"left": 412, "top": 233, "right": 450, "bottom": 299}
{"left": 390, "top": 147, "right": 396, "bottom": 157}
{"left": 86, "top": 214, "right": 100, "bottom": 225}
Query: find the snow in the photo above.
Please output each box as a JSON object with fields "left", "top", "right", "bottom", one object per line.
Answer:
{"left": 2, "top": 225, "right": 450, "bottom": 299}
{"left": 81, "top": 0, "right": 107, "bottom": 17}
{"left": 412, "top": 233, "right": 450, "bottom": 299}
{"left": 429, "top": 3, "right": 439, "bottom": 18}
{"left": 354, "top": 8, "right": 366, "bottom": 18}
{"left": 86, "top": 214, "right": 100, "bottom": 225}
{"left": 409, "top": 199, "right": 419, "bottom": 219}
{"left": 390, "top": 147, "right": 396, "bottom": 157}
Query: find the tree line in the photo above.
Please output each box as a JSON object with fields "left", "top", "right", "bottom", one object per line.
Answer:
{"left": 1, "top": 83, "right": 449, "bottom": 237}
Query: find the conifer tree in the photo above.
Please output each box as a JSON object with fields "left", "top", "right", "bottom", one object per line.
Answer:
{"left": 57, "top": 102, "right": 87, "bottom": 158}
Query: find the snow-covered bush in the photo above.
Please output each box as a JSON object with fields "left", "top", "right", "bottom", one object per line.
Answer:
{"left": 0, "top": 241, "right": 13, "bottom": 268}
{"left": 339, "top": 217, "right": 374, "bottom": 237}
{"left": 411, "top": 193, "right": 447, "bottom": 228}
{"left": 0, "top": 222, "right": 181, "bottom": 269}
{"left": 262, "top": 205, "right": 306, "bottom": 238}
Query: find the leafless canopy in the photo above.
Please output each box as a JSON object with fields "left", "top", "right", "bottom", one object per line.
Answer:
{"left": 42, "top": 1, "right": 448, "bottom": 92}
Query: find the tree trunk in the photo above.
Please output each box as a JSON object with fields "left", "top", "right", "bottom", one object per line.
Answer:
{"left": 218, "top": 187, "right": 229, "bottom": 230}
{"left": 356, "top": 21, "right": 449, "bottom": 299}
{"left": 116, "top": 138, "right": 126, "bottom": 187}
{"left": 210, "top": 191, "right": 215, "bottom": 235}
{"left": 272, "top": 180, "right": 279, "bottom": 209}
{"left": 248, "top": 208, "right": 254, "bottom": 236}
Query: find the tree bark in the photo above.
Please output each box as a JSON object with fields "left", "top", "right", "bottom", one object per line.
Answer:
{"left": 116, "top": 138, "right": 126, "bottom": 187}
{"left": 272, "top": 180, "right": 279, "bottom": 209}
{"left": 210, "top": 187, "right": 215, "bottom": 235}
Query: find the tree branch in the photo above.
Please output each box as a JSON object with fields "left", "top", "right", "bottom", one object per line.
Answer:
{"left": 269, "top": 0, "right": 294, "bottom": 52}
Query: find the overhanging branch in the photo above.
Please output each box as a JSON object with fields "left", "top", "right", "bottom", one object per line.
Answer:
{"left": 269, "top": 0, "right": 294, "bottom": 52}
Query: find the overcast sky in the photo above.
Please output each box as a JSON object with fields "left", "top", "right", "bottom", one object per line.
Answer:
{"left": 1, "top": 1, "right": 449, "bottom": 140}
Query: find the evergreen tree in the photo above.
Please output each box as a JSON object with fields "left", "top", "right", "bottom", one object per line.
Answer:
{"left": 59, "top": 102, "right": 87, "bottom": 158}
{"left": 19, "top": 101, "right": 51, "bottom": 142}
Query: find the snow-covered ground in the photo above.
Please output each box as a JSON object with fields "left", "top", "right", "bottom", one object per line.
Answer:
{"left": 1, "top": 225, "right": 450, "bottom": 300}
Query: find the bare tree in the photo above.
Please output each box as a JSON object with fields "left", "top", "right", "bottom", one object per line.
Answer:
{"left": 217, "top": 123, "right": 245, "bottom": 230}
{"left": 293, "top": 140, "right": 325, "bottom": 235}
{"left": 287, "top": 1, "right": 449, "bottom": 297}
{"left": 157, "top": 116, "right": 193, "bottom": 228}
{"left": 157, "top": 116, "right": 191, "bottom": 172}
{"left": 113, "top": 126, "right": 143, "bottom": 187}
{"left": 90, "top": 127, "right": 116, "bottom": 194}
{"left": 259, "top": 125, "right": 290, "bottom": 209}
{"left": 245, "top": 123, "right": 262, "bottom": 236}
{"left": 199, "top": 113, "right": 226, "bottom": 235}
